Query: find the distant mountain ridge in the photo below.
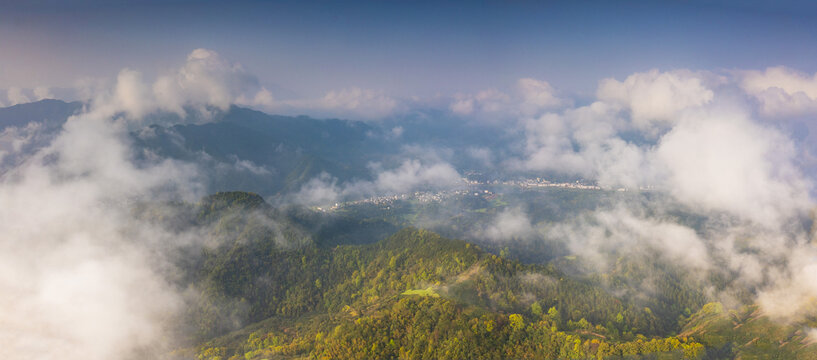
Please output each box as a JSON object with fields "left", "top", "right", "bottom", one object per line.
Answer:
{"left": 0, "top": 99, "right": 83, "bottom": 130}
{"left": 134, "top": 105, "right": 399, "bottom": 195}
{"left": 0, "top": 99, "right": 522, "bottom": 197}
{"left": 0, "top": 100, "right": 399, "bottom": 195}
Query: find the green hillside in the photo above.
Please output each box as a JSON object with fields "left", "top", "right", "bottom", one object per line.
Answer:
{"left": 159, "top": 192, "right": 817, "bottom": 360}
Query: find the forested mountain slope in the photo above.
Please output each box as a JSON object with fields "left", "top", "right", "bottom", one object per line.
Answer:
{"left": 158, "top": 192, "right": 817, "bottom": 360}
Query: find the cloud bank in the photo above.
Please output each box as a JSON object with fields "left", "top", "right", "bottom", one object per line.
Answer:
{"left": 740, "top": 66, "right": 817, "bottom": 117}
{"left": 505, "top": 68, "right": 816, "bottom": 320}
{"left": 87, "top": 48, "right": 271, "bottom": 123}
{"left": 450, "top": 78, "right": 567, "bottom": 122}
{"left": 0, "top": 48, "right": 278, "bottom": 360}
{"left": 4, "top": 46, "right": 817, "bottom": 352}
{"left": 293, "top": 159, "right": 462, "bottom": 206}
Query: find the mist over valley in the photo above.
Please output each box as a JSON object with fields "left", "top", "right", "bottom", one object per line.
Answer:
{"left": 3, "top": 2, "right": 817, "bottom": 359}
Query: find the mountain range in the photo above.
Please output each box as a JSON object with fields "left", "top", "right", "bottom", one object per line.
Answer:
{"left": 2, "top": 100, "right": 816, "bottom": 360}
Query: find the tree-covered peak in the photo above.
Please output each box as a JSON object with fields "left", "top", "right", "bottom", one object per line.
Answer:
{"left": 198, "top": 191, "right": 268, "bottom": 216}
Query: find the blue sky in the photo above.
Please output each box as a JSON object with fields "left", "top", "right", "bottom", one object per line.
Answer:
{"left": 2, "top": 0, "right": 817, "bottom": 98}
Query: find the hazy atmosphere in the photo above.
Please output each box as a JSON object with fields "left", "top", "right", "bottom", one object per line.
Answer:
{"left": 3, "top": 1, "right": 817, "bottom": 359}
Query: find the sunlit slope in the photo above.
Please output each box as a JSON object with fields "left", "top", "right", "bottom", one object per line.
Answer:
{"left": 172, "top": 192, "right": 703, "bottom": 359}
{"left": 157, "top": 192, "right": 817, "bottom": 359}
{"left": 183, "top": 226, "right": 707, "bottom": 359}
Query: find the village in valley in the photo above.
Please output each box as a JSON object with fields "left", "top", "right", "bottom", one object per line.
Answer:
{"left": 317, "top": 174, "right": 656, "bottom": 212}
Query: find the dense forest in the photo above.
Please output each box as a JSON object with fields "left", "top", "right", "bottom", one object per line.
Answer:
{"left": 147, "top": 192, "right": 817, "bottom": 360}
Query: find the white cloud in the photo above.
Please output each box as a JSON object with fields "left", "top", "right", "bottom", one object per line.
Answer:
{"left": 653, "top": 106, "right": 811, "bottom": 228}
{"left": 449, "top": 96, "right": 475, "bottom": 115}
{"left": 512, "top": 68, "right": 817, "bottom": 320}
{"left": 236, "top": 86, "right": 275, "bottom": 109}
{"left": 390, "top": 126, "right": 404, "bottom": 138}
{"left": 473, "top": 207, "right": 537, "bottom": 242}
{"left": 0, "top": 108, "right": 200, "bottom": 359}
{"left": 284, "top": 87, "right": 402, "bottom": 121}
{"left": 113, "top": 69, "right": 154, "bottom": 119}
{"left": 0, "top": 50, "right": 275, "bottom": 360}
{"left": 450, "top": 78, "right": 566, "bottom": 121}
{"left": 292, "top": 159, "right": 462, "bottom": 206}
{"left": 756, "top": 246, "right": 817, "bottom": 320}
{"left": 370, "top": 159, "right": 460, "bottom": 194}
{"left": 7, "top": 87, "right": 31, "bottom": 106}
{"left": 466, "top": 147, "right": 493, "bottom": 167}
{"left": 175, "top": 49, "right": 258, "bottom": 108}
{"left": 292, "top": 173, "right": 342, "bottom": 205}
{"left": 320, "top": 88, "right": 398, "bottom": 118}
{"left": 597, "top": 69, "right": 714, "bottom": 135}
{"left": 517, "top": 78, "right": 565, "bottom": 116}
{"left": 740, "top": 66, "right": 817, "bottom": 116}
{"left": 0, "top": 122, "right": 49, "bottom": 169}
{"left": 252, "top": 87, "right": 402, "bottom": 121}
{"left": 450, "top": 89, "right": 510, "bottom": 117}
{"left": 517, "top": 100, "right": 633, "bottom": 182}
{"left": 228, "top": 156, "right": 271, "bottom": 175}
{"left": 33, "top": 86, "right": 54, "bottom": 100}
{"left": 80, "top": 48, "right": 271, "bottom": 123}
{"left": 517, "top": 70, "right": 811, "bottom": 228}
{"left": 153, "top": 48, "right": 267, "bottom": 116}
{"left": 550, "top": 206, "right": 711, "bottom": 272}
